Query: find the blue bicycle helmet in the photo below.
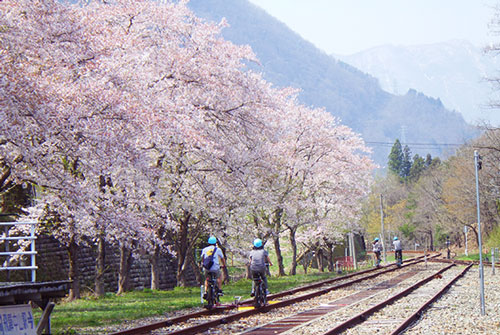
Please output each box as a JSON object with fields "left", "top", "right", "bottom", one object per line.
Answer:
{"left": 374, "top": 237, "right": 379, "bottom": 242}
{"left": 253, "top": 238, "right": 263, "bottom": 248}
{"left": 208, "top": 236, "right": 217, "bottom": 245}
{"left": 394, "top": 236, "right": 398, "bottom": 240}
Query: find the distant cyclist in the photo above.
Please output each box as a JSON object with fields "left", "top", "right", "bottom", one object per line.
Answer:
{"left": 249, "top": 238, "right": 273, "bottom": 296}
{"left": 201, "top": 236, "right": 226, "bottom": 298}
{"left": 372, "top": 237, "right": 382, "bottom": 267}
{"left": 393, "top": 236, "right": 402, "bottom": 266}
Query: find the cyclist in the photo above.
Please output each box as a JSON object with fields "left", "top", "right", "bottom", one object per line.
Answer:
{"left": 393, "top": 236, "right": 402, "bottom": 266}
{"left": 249, "top": 238, "right": 272, "bottom": 296}
{"left": 372, "top": 237, "right": 382, "bottom": 267}
{"left": 201, "top": 236, "right": 226, "bottom": 299}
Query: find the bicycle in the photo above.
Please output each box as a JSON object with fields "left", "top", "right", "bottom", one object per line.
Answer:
{"left": 395, "top": 250, "right": 403, "bottom": 267}
{"left": 374, "top": 251, "right": 381, "bottom": 267}
{"left": 204, "top": 272, "right": 221, "bottom": 309}
{"left": 252, "top": 272, "right": 267, "bottom": 308}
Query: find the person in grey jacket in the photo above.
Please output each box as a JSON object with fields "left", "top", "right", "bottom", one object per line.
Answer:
{"left": 249, "top": 238, "right": 273, "bottom": 296}
{"left": 393, "top": 236, "right": 402, "bottom": 266}
{"left": 372, "top": 237, "right": 382, "bottom": 267}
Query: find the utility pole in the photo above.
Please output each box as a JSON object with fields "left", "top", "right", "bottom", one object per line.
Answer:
{"left": 446, "top": 236, "right": 451, "bottom": 259}
{"left": 474, "top": 150, "right": 485, "bottom": 316}
{"left": 464, "top": 226, "right": 468, "bottom": 256}
{"left": 349, "top": 232, "right": 357, "bottom": 270}
{"left": 380, "top": 194, "right": 386, "bottom": 262}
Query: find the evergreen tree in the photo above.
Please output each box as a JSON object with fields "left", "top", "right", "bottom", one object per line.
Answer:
{"left": 425, "top": 153, "right": 433, "bottom": 167}
{"left": 409, "top": 154, "right": 425, "bottom": 182}
{"left": 401, "top": 145, "right": 412, "bottom": 179}
{"left": 430, "top": 157, "right": 441, "bottom": 167}
{"left": 388, "top": 139, "right": 403, "bottom": 176}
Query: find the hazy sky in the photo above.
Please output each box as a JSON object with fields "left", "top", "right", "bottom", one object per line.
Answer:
{"left": 248, "top": 0, "right": 498, "bottom": 55}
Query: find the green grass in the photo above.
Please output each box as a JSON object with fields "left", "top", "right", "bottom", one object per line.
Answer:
{"left": 485, "top": 225, "right": 500, "bottom": 248}
{"left": 456, "top": 253, "right": 491, "bottom": 262}
{"left": 39, "top": 269, "right": 342, "bottom": 334}
{"left": 370, "top": 253, "right": 407, "bottom": 264}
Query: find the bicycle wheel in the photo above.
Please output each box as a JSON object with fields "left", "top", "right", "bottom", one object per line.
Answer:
{"left": 205, "top": 287, "right": 213, "bottom": 309}
{"left": 253, "top": 291, "right": 260, "bottom": 307}
{"left": 253, "top": 281, "right": 262, "bottom": 308}
{"left": 255, "top": 282, "right": 265, "bottom": 308}
{"left": 205, "top": 281, "right": 217, "bottom": 309}
{"left": 261, "top": 284, "right": 267, "bottom": 306}
{"left": 215, "top": 285, "right": 221, "bottom": 304}
{"left": 211, "top": 282, "right": 218, "bottom": 306}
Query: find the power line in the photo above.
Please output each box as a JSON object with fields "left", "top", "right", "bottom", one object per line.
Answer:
{"left": 365, "top": 141, "right": 465, "bottom": 148}
{"left": 365, "top": 141, "right": 464, "bottom": 146}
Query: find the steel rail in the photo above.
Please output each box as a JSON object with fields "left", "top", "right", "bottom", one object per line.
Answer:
{"left": 160, "top": 264, "right": 423, "bottom": 335}
{"left": 108, "top": 256, "right": 432, "bottom": 335}
{"left": 320, "top": 263, "right": 456, "bottom": 335}
{"left": 109, "top": 255, "right": 435, "bottom": 335}
{"left": 431, "top": 258, "right": 500, "bottom": 268}
{"left": 107, "top": 309, "right": 220, "bottom": 335}
{"left": 389, "top": 263, "right": 473, "bottom": 335}
{"left": 241, "top": 268, "right": 423, "bottom": 334}
{"left": 263, "top": 254, "right": 425, "bottom": 301}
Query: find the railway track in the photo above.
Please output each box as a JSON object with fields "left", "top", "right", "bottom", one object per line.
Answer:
{"left": 434, "top": 257, "right": 500, "bottom": 268}
{"left": 109, "top": 254, "right": 438, "bottom": 335}
{"left": 236, "top": 262, "right": 470, "bottom": 335}
{"left": 317, "top": 264, "right": 471, "bottom": 335}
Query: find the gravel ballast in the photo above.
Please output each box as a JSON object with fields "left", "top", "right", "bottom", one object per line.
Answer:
{"left": 71, "top": 262, "right": 500, "bottom": 334}
{"left": 402, "top": 265, "right": 500, "bottom": 335}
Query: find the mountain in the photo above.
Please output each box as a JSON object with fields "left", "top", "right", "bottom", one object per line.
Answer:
{"left": 187, "top": 0, "right": 478, "bottom": 165}
{"left": 338, "top": 40, "right": 500, "bottom": 126}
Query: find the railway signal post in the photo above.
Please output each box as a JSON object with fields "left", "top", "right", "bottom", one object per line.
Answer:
{"left": 474, "top": 150, "right": 485, "bottom": 316}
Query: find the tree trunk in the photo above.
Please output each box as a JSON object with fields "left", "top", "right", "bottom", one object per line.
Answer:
{"left": 272, "top": 208, "right": 285, "bottom": 276}
{"left": 428, "top": 231, "right": 434, "bottom": 251}
{"left": 327, "top": 243, "right": 334, "bottom": 272}
{"left": 117, "top": 244, "right": 133, "bottom": 295}
{"left": 150, "top": 245, "right": 160, "bottom": 290}
{"left": 187, "top": 249, "right": 203, "bottom": 285}
{"left": 472, "top": 227, "right": 479, "bottom": 249}
{"left": 316, "top": 249, "right": 324, "bottom": 272}
{"left": 175, "top": 212, "right": 191, "bottom": 286}
{"left": 297, "top": 249, "right": 310, "bottom": 274}
{"left": 245, "top": 264, "right": 251, "bottom": 279}
{"left": 95, "top": 234, "right": 105, "bottom": 297}
{"left": 67, "top": 235, "right": 80, "bottom": 300}
{"left": 273, "top": 235, "right": 285, "bottom": 276}
{"left": 288, "top": 228, "right": 298, "bottom": 275}
{"left": 456, "top": 234, "right": 462, "bottom": 248}
{"left": 218, "top": 244, "right": 230, "bottom": 284}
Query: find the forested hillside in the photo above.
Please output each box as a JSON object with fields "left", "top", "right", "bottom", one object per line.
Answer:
{"left": 339, "top": 40, "right": 499, "bottom": 125}
{"left": 188, "top": 0, "right": 478, "bottom": 164}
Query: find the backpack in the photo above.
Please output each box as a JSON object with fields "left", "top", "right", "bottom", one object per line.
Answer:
{"left": 203, "top": 246, "right": 217, "bottom": 270}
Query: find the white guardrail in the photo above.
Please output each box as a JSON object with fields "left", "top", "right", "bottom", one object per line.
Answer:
{"left": 0, "top": 221, "right": 37, "bottom": 282}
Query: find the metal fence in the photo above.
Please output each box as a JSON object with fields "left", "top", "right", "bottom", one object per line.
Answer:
{"left": 0, "top": 221, "right": 37, "bottom": 282}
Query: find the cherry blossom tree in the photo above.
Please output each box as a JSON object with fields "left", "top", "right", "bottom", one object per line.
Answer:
{"left": 1, "top": 0, "right": 158, "bottom": 296}
{"left": 264, "top": 100, "right": 375, "bottom": 274}
{"left": 1, "top": 0, "right": 376, "bottom": 294}
{"left": 222, "top": 88, "right": 375, "bottom": 275}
